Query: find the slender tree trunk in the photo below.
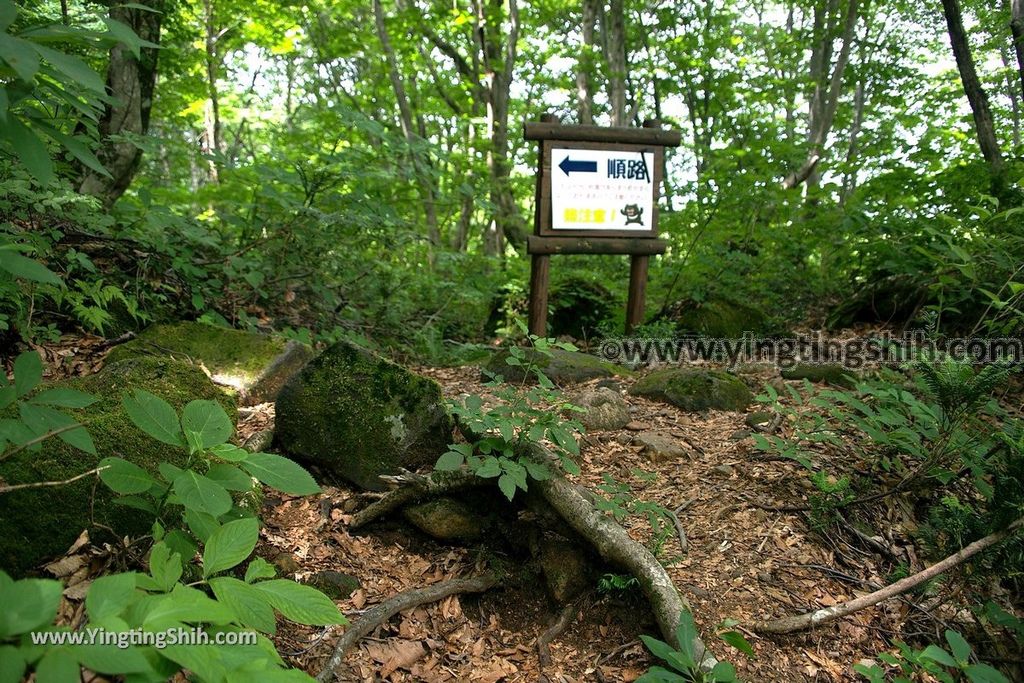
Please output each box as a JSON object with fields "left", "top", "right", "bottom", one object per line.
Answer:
{"left": 1011, "top": 0, "right": 1024, "bottom": 100}
{"left": 203, "top": 0, "right": 222, "bottom": 183}
{"left": 841, "top": 80, "right": 865, "bottom": 202}
{"left": 476, "top": 0, "right": 523, "bottom": 256}
{"left": 77, "top": 1, "right": 164, "bottom": 207}
{"left": 372, "top": 0, "right": 440, "bottom": 250}
{"left": 940, "top": 0, "right": 1004, "bottom": 175}
{"left": 1001, "top": 46, "right": 1022, "bottom": 149}
{"left": 576, "top": 0, "right": 599, "bottom": 125}
{"left": 603, "top": 0, "right": 627, "bottom": 126}
{"left": 784, "top": 0, "right": 859, "bottom": 190}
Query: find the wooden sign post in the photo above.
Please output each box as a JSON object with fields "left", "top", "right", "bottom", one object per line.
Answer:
{"left": 525, "top": 116, "right": 681, "bottom": 336}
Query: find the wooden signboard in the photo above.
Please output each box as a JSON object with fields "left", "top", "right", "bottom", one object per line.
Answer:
{"left": 525, "top": 116, "right": 681, "bottom": 335}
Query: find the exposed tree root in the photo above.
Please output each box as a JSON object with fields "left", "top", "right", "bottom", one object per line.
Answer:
{"left": 348, "top": 469, "right": 482, "bottom": 529}
{"left": 347, "top": 440, "right": 717, "bottom": 670}
{"left": 754, "top": 516, "right": 1024, "bottom": 634}
{"left": 538, "top": 598, "right": 582, "bottom": 671}
{"left": 315, "top": 573, "right": 498, "bottom": 681}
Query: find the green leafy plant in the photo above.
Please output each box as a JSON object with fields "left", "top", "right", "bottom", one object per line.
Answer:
{"left": 853, "top": 630, "right": 1008, "bottom": 683}
{"left": 0, "top": 359, "right": 345, "bottom": 682}
{"left": 594, "top": 474, "right": 677, "bottom": 558}
{"left": 637, "top": 611, "right": 749, "bottom": 682}
{"left": 597, "top": 572, "right": 639, "bottom": 594}
{"left": 435, "top": 323, "right": 584, "bottom": 501}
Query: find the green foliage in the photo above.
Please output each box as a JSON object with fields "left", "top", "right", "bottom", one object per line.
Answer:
{"left": 435, "top": 324, "right": 584, "bottom": 500}
{"left": 636, "top": 612, "right": 749, "bottom": 683}
{"left": 0, "top": 361, "right": 343, "bottom": 682}
{"left": 0, "top": 350, "right": 96, "bottom": 456}
{"left": 593, "top": 474, "right": 677, "bottom": 558}
{"left": 597, "top": 572, "right": 639, "bottom": 594}
{"left": 853, "top": 630, "right": 1008, "bottom": 683}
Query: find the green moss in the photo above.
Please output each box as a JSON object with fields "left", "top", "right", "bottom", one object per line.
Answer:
{"left": 630, "top": 368, "right": 752, "bottom": 412}
{"left": 672, "top": 297, "right": 770, "bottom": 338}
{"left": 781, "top": 363, "right": 857, "bottom": 387}
{"left": 0, "top": 357, "right": 236, "bottom": 576}
{"left": 108, "top": 322, "right": 290, "bottom": 383}
{"left": 274, "top": 341, "right": 453, "bottom": 491}
{"left": 483, "top": 348, "right": 631, "bottom": 384}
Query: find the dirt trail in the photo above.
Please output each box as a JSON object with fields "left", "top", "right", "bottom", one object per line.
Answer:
{"left": 254, "top": 365, "right": 897, "bottom": 682}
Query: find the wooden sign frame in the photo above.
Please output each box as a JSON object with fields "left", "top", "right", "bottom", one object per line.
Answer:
{"left": 524, "top": 116, "right": 681, "bottom": 336}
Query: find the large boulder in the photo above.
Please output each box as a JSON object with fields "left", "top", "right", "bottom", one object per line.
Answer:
{"left": 274, "top": 341, "right": 453, "bottom": 491}
{"left": 666, "top": 296, "right": 769, "bottom": 338}
{"left": 483, "top": 348, "right": 629, "bottom": 385}
{"left": 630, "top": 368, "right": 752, "bottom": 412}
{"left": 0, "top": 357, "right": 235, "bottom": 576}
{"left": 106, "top": 321, "right": 312, "bottom": 405}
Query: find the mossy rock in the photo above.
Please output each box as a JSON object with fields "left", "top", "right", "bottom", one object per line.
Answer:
{"left": 630, "top": 368, "right": 752, "bottom": 412}
{"left": 483, "top": 348, "right": 630, "bottom": 385}
{"left": 781, "top": 363, "right": 857, "bottom": 387}
{"left": 667, "top": 297, "right": 770, "bottom": 338}
{"left": 0, "top": 357, "right": 235, "bottom": 576}
{"left": 403, "top": 496, "right": 484, "bottom": 542}
{"left": 536, "top": 537, "right": 592, "bottom": 603}
{"left": 570, "top": 387, "right": 630, "bottom": 431}
{"left": 106, "top": 322, "right": 312, "bottom": 405}
{"left": 306, "top": 571, "right": 361, "bottom": 600}
{"left": 274, "top": 341, "right": 453, "bottom": 491}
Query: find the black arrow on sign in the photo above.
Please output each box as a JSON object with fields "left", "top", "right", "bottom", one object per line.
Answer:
{"left": 558, "top": 156, "right": 597, "bottom": 176}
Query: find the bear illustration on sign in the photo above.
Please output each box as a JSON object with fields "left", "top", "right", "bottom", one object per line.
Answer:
{"left": 621, "top": 203, "right": 643, "bottom": 225}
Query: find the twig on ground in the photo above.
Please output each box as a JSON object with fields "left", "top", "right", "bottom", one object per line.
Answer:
{"left": 753, "top": 516, "right": 1023, "bottom": 634}
{"left": 667, "top": 508, "right": 689, "bottom": 553}
{"left": 315, "top": 574, "right": 497, "bottom": 682}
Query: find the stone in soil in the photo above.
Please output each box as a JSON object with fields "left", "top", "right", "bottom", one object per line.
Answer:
{"left": 635, "top": 431, "right": 690, "bottom": 463}
{"left": 403, "top": 496, "right": 485, "bottom": 542}
{"left": 571, "top": 387, "right": 630, "bottom": 431}
{"left": 630, "top": 368, "right": 753, "bottom": 412}
{"left": 483, "top": 348, "right": 630, "bottom": 384}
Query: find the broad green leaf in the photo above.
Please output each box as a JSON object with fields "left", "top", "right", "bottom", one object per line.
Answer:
{"left": 718, "top": 630, "right": 755, "bottom": 658}
{"left": 921, "top": 645, "right": 957, "bottom": 667}
{"left": 209, "top": 443, "right": 249, "bottom": 462}
{"left": 185, "top": 508, "right": 221, "bottom": 543}
{"left": 98, "top": 457, "right": 157, "bottom": 494}
{"left": 240, "top": 452, "right": 319, "bottom": 495}
{"left": 251, "top": 579, "right": 346, "bottom": 625}
{"left": 476, "top": 456, "right": 501, "bottom": 478}
{"left": 0, "top": 33, "right": 40, "bottom": 82}
{"left": 206, "top": 463, "right": 255, "bottom": 492}
{"left": 203, "top": 517, "right": 260, "bottom": 577}
{"left": 34, "top": 647, "right": 79, "bottom": 683}
{"left": 13, "top": 350, "right": 42, "bottom": 396}
{"left": 0, "top": 575, "right": 62, "bottom": 637}
{"left": 85, "top": 572, "right": 137, "bottom": 620}
{"left": 710, "top": 661, "right": 737, "bottom": 681}
{"left": 148, "top": 542, "right": 182, "bottom": 592}
{"left": 173, "top": 470, "right": 232, "bottom": 517}
{"left": 0, "top": 248, "right": 61, "bottom": 286}
{"left": 30, "top": 44, "right": 105, "bottom": 93}
{"left": 5, "top": 118, "right": 52, "bottom": 184}
{"left": 944, "top": 630, "right": 971, "bottom": 664}
{"left": 497, "top": 473, "right": 516, "bottom": 500}
{"left": 244, "top": 557, "right": 277, "bottom": 583}
{"left": 209, "top": 577, "right": 277, "bottom": 633}
{"left": 17, "top": 402, "right": 93, "bottom": 454}
{"left": 103, "top": 17, "right": 159, "bottom": 58}
{"left": 123, "top": 389, "right": 184, "bottom": 446}
{"left": 0, "top": 645, "right": 26, "bottom": 683}
{"left": 435, "top": 450, "right": 465, "bottom": 471}
{"left": 963, "top": 663, "right": 1010, "bottom": 683}
{"left": 71, "top": 644, "right": 153, "bottom": 675}
{"left": 143, "top": 584, "right": 237, "bottom": 628}
{"left": 181, "top": 399, "right": 233, "bottom": 449}
{"left": 29, "top": 387, "right": 96, "bottom": 408}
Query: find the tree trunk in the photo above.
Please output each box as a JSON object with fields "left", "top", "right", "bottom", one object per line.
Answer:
{"left": 576, "top": 0, "right": 599, "bottom": 125}
{"left": 1011, "top": 0, "right": 1024, "bottom": 100}
{"left": 785, "top": 0, "right": 859, "bottom": 191}
{"left": 476, "top": 0, "right": 523, "bottom": 256}
{"left": 77, "top": 1, "right": 164, "bottom": 207}
{"left": 373, "top": 0, "right": 440, "bottom": 250}
{"left": 940, "top": 0, "right": 1004, "bottom": 175}
{"left": 603, "top": 0, "right": 627, "bottom": 126}
{"left": 1001, "top": 45, "right": 1022, "bottom": 149}
{"left": 203, "top": 0, "right": 221, "bottom": 183}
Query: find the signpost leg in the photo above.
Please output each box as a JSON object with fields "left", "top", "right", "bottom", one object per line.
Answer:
{"left": 528, "top": 254, "right": 550, "bottom": 337}
{"left": 625, "top": 254, "right": 649, "bottom": 334}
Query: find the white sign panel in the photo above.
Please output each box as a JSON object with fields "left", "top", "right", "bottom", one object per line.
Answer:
{"left": 550, "top": 147, "right": 655, "bottom": 232}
